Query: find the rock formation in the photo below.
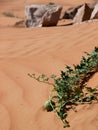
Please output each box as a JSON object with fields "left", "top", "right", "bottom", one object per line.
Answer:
{"left": 25, "top": 3, "right": 62, "bottom": 27}
{"left": 90, "top": 2, "right": 98, "bottom": 19}
{"left": 62, "top": 5, "right": 82, "bottom": 19}
{"left": 73, "top": 3, "right": 93, "bottom": 24}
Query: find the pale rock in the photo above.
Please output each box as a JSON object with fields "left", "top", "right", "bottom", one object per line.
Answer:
{"left": 73, "top": 3, "right": 93, "bottom": 24}
{"left": 62, "top": 5, "right": 82, "bottom": 19}
{"left": 90, "top": 2, "right": 98, "bottom": 19}
{"left": 25, "top": 3, "right": 62, "bottom": 27}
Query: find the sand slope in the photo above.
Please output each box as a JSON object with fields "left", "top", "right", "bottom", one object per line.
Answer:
{"left": 0, "top": 0, "right": 98, "bottom": 130}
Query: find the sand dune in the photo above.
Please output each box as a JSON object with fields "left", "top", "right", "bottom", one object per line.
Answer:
{"left": 0, "top": 0, "right": 98, "bottom": 130}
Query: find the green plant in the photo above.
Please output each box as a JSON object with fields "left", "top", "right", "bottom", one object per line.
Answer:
{"left": 28, "top": 47, "right": 98, "bottom": 128}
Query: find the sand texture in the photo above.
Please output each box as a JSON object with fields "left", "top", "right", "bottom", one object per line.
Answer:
{"left": 0, "top": 0, "right": 98, "bottom": 130}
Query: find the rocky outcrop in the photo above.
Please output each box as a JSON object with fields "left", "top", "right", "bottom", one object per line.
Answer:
{"left": 25, "top": 3, "right": 62, "bottom": 27}
{"left": 61, "top": 2, "right": 95, "bottom": 20}
{"left": 73, "top": 3, "right": 93, "bottom": 24}
{"left": 62, "top": 5, "right": 82, "bottom": 19}
{"left": 90, "top": 2, "right": 98, "bottom": 19}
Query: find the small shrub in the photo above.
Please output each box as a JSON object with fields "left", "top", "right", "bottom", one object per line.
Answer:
{"left": 28, "top": 47, "right": 98, "bottom": 128}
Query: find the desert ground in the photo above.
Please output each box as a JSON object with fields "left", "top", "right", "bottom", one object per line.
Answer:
{"left": 0, "top": 0, "right": 98, "bottom": 130}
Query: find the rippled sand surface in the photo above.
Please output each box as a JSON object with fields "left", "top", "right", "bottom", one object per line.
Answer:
{"left": 0, "top": 0, "right": 98, "bottom": 130}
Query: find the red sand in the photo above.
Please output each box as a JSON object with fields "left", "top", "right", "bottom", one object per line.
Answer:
{"left": 0, "top": 0, "right": 98, "bottom": 130}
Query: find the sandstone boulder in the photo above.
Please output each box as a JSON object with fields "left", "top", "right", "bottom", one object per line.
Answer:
{"left": 25, "top": 3, "right": 62, "bottom": 27}
{"left": 62, "top": 5, "right": 82, "bottom": 19}
{"left": 73, "top": 3, "right": 93, "bottom": 24}
{"left": 90, "top": 2, "right": 98, "bottom": 19}
{"left": 62, "top": 2, "right": 95, "bottom": 20}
